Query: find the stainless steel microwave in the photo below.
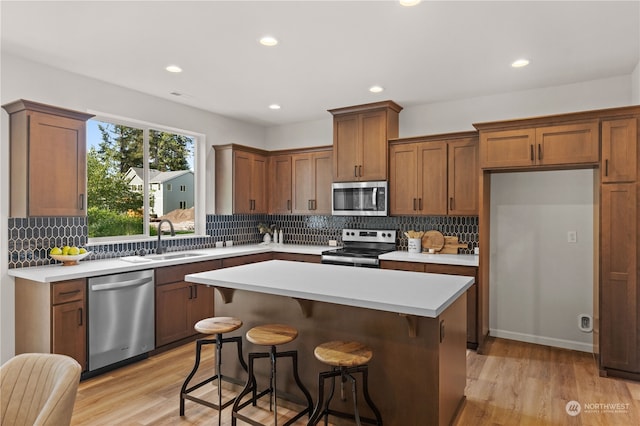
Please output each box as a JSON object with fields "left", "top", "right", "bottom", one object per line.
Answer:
{"left": 331, "top": 181, "right": 388, "bottom": 216}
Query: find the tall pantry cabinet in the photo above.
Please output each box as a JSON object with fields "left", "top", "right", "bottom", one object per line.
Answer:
{"left": 599, "top": 113, "right": 639, "bottom": 377}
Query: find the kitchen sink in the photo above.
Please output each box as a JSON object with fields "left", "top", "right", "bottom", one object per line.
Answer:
{"left": 146, "top": 252, "right": 207, "bottom": 261}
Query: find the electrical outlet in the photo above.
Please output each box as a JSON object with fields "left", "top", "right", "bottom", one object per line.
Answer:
{"left": 567, "top": 231, "right": 577, "bottom": 243}
{"left": 328, "top": 240, "right": 338, "bottom": 247}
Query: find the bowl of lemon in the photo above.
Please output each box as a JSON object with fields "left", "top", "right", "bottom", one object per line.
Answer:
{"left": 49, "top": 246, "right": 91, "bottom": 266}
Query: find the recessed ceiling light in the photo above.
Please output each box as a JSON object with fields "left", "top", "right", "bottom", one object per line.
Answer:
{"left": 369, "top": 85, "right": 384, "bottom": 93}
{"left": 269, "top": 104, "right": 281, "bottom": 110}
{"left": 260, "top": 36, "right": 278, "bottom": 47}
{"left": 165, "top": 65, "right": 182, "bottom": 73}
{"left": 399, "top": 0, "right": 421, "bottom": 6}
{"left": 511, "top": 59, "right": 530, "bottom": 68}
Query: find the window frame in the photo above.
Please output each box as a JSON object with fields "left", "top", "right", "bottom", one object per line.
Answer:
{"left": 86, "top": 111, "right": 205, "bottom": 244}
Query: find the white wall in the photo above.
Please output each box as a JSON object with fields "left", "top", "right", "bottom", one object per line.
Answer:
{"left": 490, "top": 170, "right": 595, "bottom": 352}
{"left": 632, "top": 59, "right": 640, "bottom": 104}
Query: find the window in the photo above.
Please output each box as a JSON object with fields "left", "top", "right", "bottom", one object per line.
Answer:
{"left": 180, "top": 185, "right": 186, "bottom": 192}
{"left": 86, "top": 118, "right": 197, "bottom": 240}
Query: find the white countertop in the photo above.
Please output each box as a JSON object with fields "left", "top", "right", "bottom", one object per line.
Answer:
{"left": 7, "top": 244, "right": 331, "bottom": 283}
{"left": 8, "top": 243, "right": 479, "bottom": 283}
{"left": 379, "top": 251, "right": 479, "bottom": 267}
{"left": 186, "top": 260, "right": 474, "bottom": 318}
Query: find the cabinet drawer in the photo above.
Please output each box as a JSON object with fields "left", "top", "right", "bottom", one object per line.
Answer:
{"left": 221, "top": 253, "right": 273, "bottom": 268}
{"left": 156, "top": 259, "right": 222, "bottom": 285}
{"left": 52, "top": 279, "right": 85, "bottom": 304}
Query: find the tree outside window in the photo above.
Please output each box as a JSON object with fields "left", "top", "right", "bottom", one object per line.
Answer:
{"left": 87, "top": 120, "right": 195, "bottom": 239}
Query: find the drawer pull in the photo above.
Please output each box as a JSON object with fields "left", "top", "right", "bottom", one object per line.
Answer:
{"left": 59, "top": 290, "right": 80, "bottom": 296}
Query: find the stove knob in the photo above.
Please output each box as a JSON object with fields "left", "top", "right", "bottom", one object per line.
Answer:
{"left": 381, "top": 233, "right": 387, "bottom": 238}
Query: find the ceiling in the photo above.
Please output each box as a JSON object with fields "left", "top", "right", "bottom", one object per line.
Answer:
{"left": 2, "top": 1, "right": 639, "bottom": 127}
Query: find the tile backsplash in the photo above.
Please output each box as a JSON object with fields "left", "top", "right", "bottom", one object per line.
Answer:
{"left": 7, "top": 214, "right": 478, "bottom": 269}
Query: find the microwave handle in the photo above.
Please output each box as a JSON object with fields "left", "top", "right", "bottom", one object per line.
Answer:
{"left": 372, "top": 187, "right": 377, "bottom": 207}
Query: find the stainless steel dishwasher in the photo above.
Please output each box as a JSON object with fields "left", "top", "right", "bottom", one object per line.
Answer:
{"left": 88, "top": 269, "right": 155, "bottom": 372}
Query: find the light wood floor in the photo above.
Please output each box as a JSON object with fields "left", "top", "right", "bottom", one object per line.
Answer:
{"left": 72, "top": 338, "right": 640, "bottom": 425}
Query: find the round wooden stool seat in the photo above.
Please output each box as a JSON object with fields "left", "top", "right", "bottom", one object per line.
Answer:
{"left": 246, "top": 323, "right": 298, "bottom": 346}
{"left": 194, "top": 317, "right": 242, "bottom": 335}
{"left": 314, "top": 341, "right": 373, "bottom": 367}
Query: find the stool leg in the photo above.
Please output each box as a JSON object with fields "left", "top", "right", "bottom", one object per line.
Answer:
{"left": 345, "top": 370, "right": 361, "bottom": 426}
{"left": 180, "top": 339, "right": 207, "bottom": 416}
{"left": 271, "top": 345, "right": 278, "bottom": 426}
{"left": 360, "top": 366, "right": 383, "bottom": 426}
{"left": 232, "top": 352, "right": 257, "bottom": 426}
{"left": 215, "top": 334, "right": 223, "bottom": 426}
{"left": 289, "top": 350, "right": 314, "bottom": 419}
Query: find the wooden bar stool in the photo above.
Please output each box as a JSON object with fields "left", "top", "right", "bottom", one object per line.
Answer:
{"left": 308, "top": 341, "right": 382, "bottom": 426}
{"left": 232, "top": 324, "right": 313, "bottom": 426}
{"left": 180, "top": 317, "right": 248, "bottom": 426}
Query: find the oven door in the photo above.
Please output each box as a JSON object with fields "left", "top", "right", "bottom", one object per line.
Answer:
{"left": 332, "top": 181, "right": 388, "bottom": 216}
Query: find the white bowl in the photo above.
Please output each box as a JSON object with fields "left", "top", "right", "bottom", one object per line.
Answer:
{"left": 50, "top": 251, "right": 91, "bottom": 266}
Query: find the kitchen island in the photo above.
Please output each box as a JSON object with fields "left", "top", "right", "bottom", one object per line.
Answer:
{"left": 186, "top": 260, "right": 474, "bottom": 426}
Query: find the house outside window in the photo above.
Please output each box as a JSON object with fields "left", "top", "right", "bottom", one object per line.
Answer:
{"left": 86, "top": 118, "right": 197, "bottom": 240}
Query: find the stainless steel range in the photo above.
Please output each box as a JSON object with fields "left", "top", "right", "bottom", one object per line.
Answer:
{"left": 321, "top": 229, "right": 397, "bottom": 268}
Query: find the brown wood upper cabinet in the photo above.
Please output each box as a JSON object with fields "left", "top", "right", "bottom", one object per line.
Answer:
{"left": 267, "top": 146, "right": 333, "bottom": 215}
{"left": 389, "top": 132, "right": 478, "bottom": 216}
{"left": 214, "top": 144, "right": 268, "bottom": 214}
{"left": 329, "top": 101, "right": 402, "bottom": 182}
{"left": 478, "top": 121, "right": 599, "bottom": 170}
{"left": 2, "top": 99, "right": 94, "bottom": 217}
{"left": 292, "top": 150, "right": 332, "bottom": 214}
{"left": 601, "top": 117, "right": 637, "bottom": 183}
{"left": 269, "top": 154, "right": 293, "bottom": 214}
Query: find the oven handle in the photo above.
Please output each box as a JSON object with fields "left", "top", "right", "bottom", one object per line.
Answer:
{"left": 321, "top": 255, "right": 379, "bottom": 266}
{"left": 372, "top": 187, "right": 377, "bottom": 207}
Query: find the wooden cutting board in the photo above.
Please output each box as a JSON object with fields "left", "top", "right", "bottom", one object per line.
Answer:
{"left": 421, "top": 230, "right": 444, "bottom": 252}
{"left": 439, "top": 236, "right": 470, "bottom": 254}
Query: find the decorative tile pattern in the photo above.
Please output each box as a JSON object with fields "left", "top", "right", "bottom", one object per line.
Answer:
{"left": 7, "top": 213, "right": 478, "bottom": 269}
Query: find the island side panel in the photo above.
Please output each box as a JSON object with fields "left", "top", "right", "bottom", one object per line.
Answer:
{"left": 15, "top": 278, "right": 52, "bottom": 353}
{"left": 214, "top": 287, "right": 467, "bottom": 425}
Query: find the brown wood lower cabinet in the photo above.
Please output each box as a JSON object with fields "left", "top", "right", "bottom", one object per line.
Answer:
{"left": 220, "top": 252, "right": 273, "bottom": 268}
{"left": 380, "top": 260, "right": 479, "bottom": 348}
{"left": 15, "top": 278, "right": 87, "bottom": 371}
{"left": 155, "top": 260, "right": 221, "bottom": 347}
{"left": 272, "top": 252, "right": 321, "bottom": 263}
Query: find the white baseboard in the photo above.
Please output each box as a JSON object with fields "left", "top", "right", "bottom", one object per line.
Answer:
{"left": 490, "top": 329, "right": 593, "bottom": 353}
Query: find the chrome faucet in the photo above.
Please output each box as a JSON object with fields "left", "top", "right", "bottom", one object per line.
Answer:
{"left": 156, "top": 219, "right": 175, "bottom": 254}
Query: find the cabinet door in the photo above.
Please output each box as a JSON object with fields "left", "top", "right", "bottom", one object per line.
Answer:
{"left": 155, "top": 281, "right": 191, "bottom": 346}
{"left": 189, "top": 284, "right": 215, "bottom": 328}
{"left": 417, "top": 141, "right": 447, "bottom": 215}
{"left": 52, "top": 300, "right": 86, "bottom": 370}
{"left": 292, "top": 154, "right": 314, "bottom": 213}
{"left": 29, "top": 112, "right": 87, "bottom": 216}
{"left": 233, "top": 151, "right": 253, "bottom": 213}
{"left": 251, "top": 154, "right": 268, "bottom": 213}
{"left": 360, "top": 110, "right": 388, "bottom": 181}
{"left": 600, "top": 183, "right": 638, "bottom": 371}
{"left": 536, "top": 121, "right": 599, "bottom": 166}
{"left": 270, "top": 155, "right": 292, "bottom": 213}
{"left": 448, "top": 138, "right": 479, "bottom": 215}
{"left": 333, "top": 114, "right": 360, "bottom": 182}
{"left": 312, "top": 151, "right": 333, "bottom": 214}
{"left": 389, "top": 144, "right": 418, "bottom": 215}
{"left": 479, "top": 128, "right": 535, "bottom": 169}
{"left": 602, "top": 118, "right": 637, "bottom": 183}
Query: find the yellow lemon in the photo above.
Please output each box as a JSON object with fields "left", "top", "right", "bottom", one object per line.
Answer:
{"left": 62, "top": 246, "right": 71, "bottom": 255}
{"left": 79, "top": 248, "right": 87, "bottom": 254}
{"left": 50, "top": 247, "right": 62, "bottom": 255}
{"left": 68, "top": 246, "right": 80, "bottom": 256}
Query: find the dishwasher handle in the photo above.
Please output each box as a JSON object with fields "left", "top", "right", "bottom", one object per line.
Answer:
{"left": 90, "top": 276, "right": 153, "bottom": 292}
